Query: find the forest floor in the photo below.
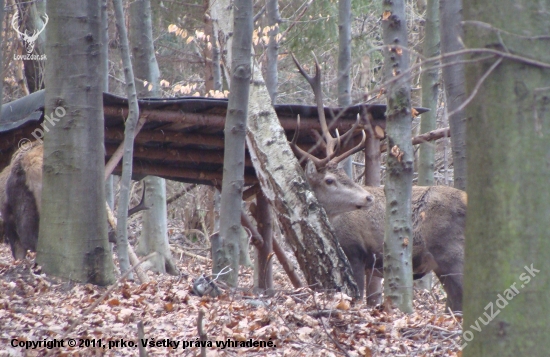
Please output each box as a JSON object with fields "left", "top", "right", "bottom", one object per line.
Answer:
{"left": 0, "top": 234, "right": 463, "bottom": 357}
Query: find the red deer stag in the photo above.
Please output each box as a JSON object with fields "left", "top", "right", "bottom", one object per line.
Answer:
{"left": 289, "top": 55, "right": 465, "bottom": 312}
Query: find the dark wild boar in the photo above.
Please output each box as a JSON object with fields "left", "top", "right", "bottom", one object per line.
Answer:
{"left": 1, "top": 142, "right": 147, "bottom": 260}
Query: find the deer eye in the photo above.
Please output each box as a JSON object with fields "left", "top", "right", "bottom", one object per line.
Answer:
{"left": 325, "top": 178, "right": 335, "bottom": 185}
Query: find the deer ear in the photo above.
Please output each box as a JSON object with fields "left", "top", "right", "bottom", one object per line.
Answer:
{"left": 305, "top": 159, "right": 319, "bottom": 177}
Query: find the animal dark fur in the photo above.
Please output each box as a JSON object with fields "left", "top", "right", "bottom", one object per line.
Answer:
{"left": 2, "top": 143, "right": 43, "bottom": 259}
{"left": 1, "top": 142, "right": 141, "bottom": 259}
{"left": 0, "top": 165, "right": 10, "bottom": 242}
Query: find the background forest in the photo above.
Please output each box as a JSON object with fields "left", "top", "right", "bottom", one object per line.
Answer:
{"left": 1, "top": 0, "right": 549, "bottom": 356}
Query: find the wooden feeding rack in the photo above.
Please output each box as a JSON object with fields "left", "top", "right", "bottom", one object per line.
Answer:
{"left": 0, "top": 90, "right": 428, "bottom": 186}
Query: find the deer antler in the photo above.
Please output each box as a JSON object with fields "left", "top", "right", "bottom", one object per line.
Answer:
{"left": 290, "top": 54, "right": 366, "bottom": 168}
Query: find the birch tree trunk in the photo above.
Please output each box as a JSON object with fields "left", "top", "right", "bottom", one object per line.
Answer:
{"left": 381, "top": 0, "right": 414, "bottom": 313}
{"left": 37, "top": 0, "right": 114, "bottom": 285}
{"left": 246, "top": 61, "right": 360, "bottom": 298}
{"left": 102, "top": 0, "right": 115, "bottom": 211}
{"left": 463, "top": 1, "right": 550, "bottom": 354}
{"left": 112, "top": 0, "right": 140, "bottom": 276}
{"left": 130, "top": 0, "right": 179, "bottom": 275}
{"left": 213, "top": 0, "right": 253, "bottom": 286}
{"left": 210, "top": 0, "right": 234, "bottom": 86}
{"left": 211, "top": 0, "right": 359, "bottom": 298}
{"left": 439, "top": 0, "right": 467, "bottom": 190}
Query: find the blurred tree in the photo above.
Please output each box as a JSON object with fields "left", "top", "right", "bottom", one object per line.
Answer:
{"left": 463, "top": 0, "right": 550, "bottom": 354}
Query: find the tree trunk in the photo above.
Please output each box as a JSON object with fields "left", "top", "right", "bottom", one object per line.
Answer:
{"left": 462, "top": 2, "right": 550, "bottom": 355}
{"left": 363, "top": 131, "right": 382, "bottom": 305}
{"left": 210, "top": 18, "right": 223, "bottom": 91}
{"left": 439, "top": 0, "right": 467, "bottom": 190}
{"left": 381, "top": 0, "right": 414, "bottom": 313}
{"left": 16, "top": 0, "right": 46, "bottom": 93}
{"left": 203, "top": 0, "right": 215, "bottom": 93}
{"left": 337, "top": 0, "right": 351, "bottom": 107}
{"left": 246, "top": 62, "right": 360, "bottom": 299}
{"left": 265, "top": 0, "right": 280, "bottom": 103}
{"left": 37, "top": 0, "right": 114, "bottom": 285}
{"left": 129, "top": 0, "right": 179, "bottom": 276}
{"left": 101, "top": 0, "right": 116, "bottom": 211}
{"left": 210, "top": 0, "right": 359, "bottom": 298}
{"left": 254, "top": 191, "right": 273, "bottom": 293}
{"left": 418, "top": 0, "right": 439, "bottom": 187}
{"left": 136, "top": 177, "right": 178, "bottom": 274}
{"left": 214, "top": 0, "right": 253, "bottom": 286}
{"left": 112, "top": 0, "right": 141, "bottom": 276}
{"left": 210, "top": 0, "right": 234, "bottom": 86}
{"left": 416, "top": 0, "right": 440, "bottom": 291}
{"left": 337, "top": 0, "right": 353, "bottom": 178}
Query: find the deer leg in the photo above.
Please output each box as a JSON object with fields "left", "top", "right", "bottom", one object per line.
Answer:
{"left": 347, "top": 257, "right": 366, "bottom": 301}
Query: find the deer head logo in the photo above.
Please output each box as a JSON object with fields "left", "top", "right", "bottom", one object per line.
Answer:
{"left": 12, "top": 11, "right": 48, "bottom": 54}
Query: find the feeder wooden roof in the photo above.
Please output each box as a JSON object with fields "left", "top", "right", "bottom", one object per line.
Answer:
{"left": 0, "top": 90, "right": 427, "bottom": 186}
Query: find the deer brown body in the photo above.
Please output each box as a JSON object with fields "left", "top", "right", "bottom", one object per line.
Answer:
{"left": 290, "top": 55, "right": 465, "bottom": 312}
{"left": 332, "top": 185, "right": 465, "bottom": 312}
{"left": 305, "top": 162, "right": 465, "bottom": 312}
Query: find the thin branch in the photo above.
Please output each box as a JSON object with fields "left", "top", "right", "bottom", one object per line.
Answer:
{"left": 445, "top": 57, "right": 503, "bottom": 119}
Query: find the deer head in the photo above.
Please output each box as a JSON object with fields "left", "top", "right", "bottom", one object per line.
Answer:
{"left": 289, "top": 54, "right": 374, "bottom": 219}
{"left": 12, "top": 12, "right": 48, "bottom": 54}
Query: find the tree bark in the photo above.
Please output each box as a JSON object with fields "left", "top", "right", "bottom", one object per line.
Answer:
{"left": 246, "top": 62, "right": 360, "bottom": 298}
{"left": 463, "top": 1, "right": 550, "bottom": 355}
{"left": 112, "top": 0, "right": 141, "bottom": 276}
{"left": 338, "top": 0, "right": 353, "bottom": 178}
{"left": 337, "top": 0, "right": 351, "bottom": 107}
{"left": 439, "top": 0, "right": 467, "bottom": 190}
{"left": 418, "top": 0, "right": 439, "bottom": 187}
{"left": 254, "top": 192, "right": 273, "bottom": 293}
{"left": 415, "top": 0, "right": 440, "bottom": 291}
{"left": 16, "top": 0, "right": 46, "bottom": 93}
{"left": 265, "top": 0, "right": 280, "bottom": 103}
{"left": 101, "top": 0, "right": 116, "bottom": 211}
{"left": 203, "top": 0, "right": 215, "bottom": 93}
{"left": 210, "top": 0, "right": 359, "bottom": 297}
{"left": 130, "top": 0, "right": 179, "bottom": 276}
{"left": 214, "top": 0, "right": 253, "bottom": 286}
{"left": 37, "top": 0, "right": 114, "bottom": 285}
{"left": 381, "top": 0, "right": 414, "bottom": 313}
{"left": 136, "top": 177, "right": 178, "bottom": 274}
{"left": 210, "top": 0, "right": 234, "bottom": 85}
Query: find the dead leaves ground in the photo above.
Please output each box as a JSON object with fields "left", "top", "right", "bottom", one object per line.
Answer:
{"left": 0, "top": 241, "right": 462, "bottom": 357}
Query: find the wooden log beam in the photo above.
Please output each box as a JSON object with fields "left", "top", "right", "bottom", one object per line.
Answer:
{"left": 103, "top": 105, "right": 379, "bottom": 133}
{"left": 107, "top": 161, "right": 257, "bottom": 186}
{"left": 105, "top": 143, "right": 253, "bottom": 167}
{"left": 105, "top": 129, "right": 225, "bottom": 148}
